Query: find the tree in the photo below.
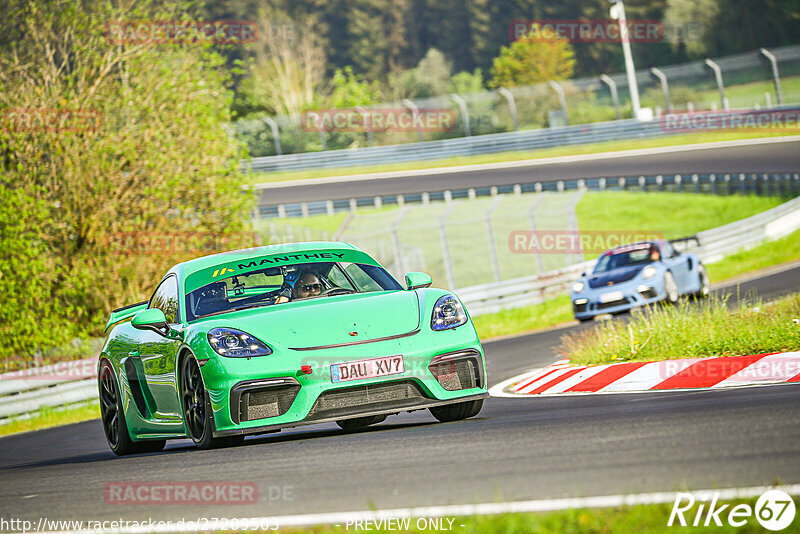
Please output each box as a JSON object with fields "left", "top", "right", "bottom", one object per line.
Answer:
{"left": 664, "top": 0, "right": 720, "bottom": 57}
{"left": 0, "top": 0, "right": 251, "bottom": 361}
{"left": 448, "top": 69, "right": 484, "bottom": 94}
{"left": 327, "top": 67, "right": 382, "bottom": 108}
{"left": 247, "top": 9, "right": 327, "bottom": 117}
{"left": 488, "top": 28, "right": 576, "bottom": 88}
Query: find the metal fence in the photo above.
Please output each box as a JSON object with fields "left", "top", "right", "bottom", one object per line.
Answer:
{"left": 0, "top": 357, "right": 96, "bottom": 421}
{"left": 238, "top": 45, "right": 800, "bottom": 171}
{"left": 259, "top": 171, "right": 800, "bottom": 219}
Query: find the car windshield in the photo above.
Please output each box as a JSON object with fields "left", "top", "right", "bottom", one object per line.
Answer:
{"left": 185, "top": 261, "right": 402, "bottom": 321}
{"left": 593, "top": 244, "right": 656, "bottom": 274}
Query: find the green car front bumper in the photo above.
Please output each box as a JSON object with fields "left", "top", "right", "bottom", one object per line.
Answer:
{"left": 197, "top": 328, "right": 487, "bottom": 437}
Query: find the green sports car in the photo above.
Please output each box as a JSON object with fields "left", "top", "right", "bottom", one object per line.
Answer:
{"left": 98, "top": 242, "right": 487, "bottom": 454}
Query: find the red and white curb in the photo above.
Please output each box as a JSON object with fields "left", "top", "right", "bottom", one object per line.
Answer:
{"left": 489, "top": 351, "right": 800, "bottom": 398}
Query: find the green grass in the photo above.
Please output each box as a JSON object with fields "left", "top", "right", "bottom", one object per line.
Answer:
{"left": 473, "top": 296, "right": 573, "bottom": 340}
{"left": 697, "top": 76, "right": 800, "bottom": 109}
{"left": 248, "top": 131, "right": 798, "bottom": 185}
{"left": 561, "top": 293, "right": 800, "bottom": 367}
{"left": 708, "top": 228, "right": 800, "bottom": 282}
{"left": 0, "top": 401, "right": 100, "bottom": 438}
{"left": 268, "top": 497, "right": 795, "bottom": 533}
{"left": 576, "top": 191, "right": 785, "bottom": 240}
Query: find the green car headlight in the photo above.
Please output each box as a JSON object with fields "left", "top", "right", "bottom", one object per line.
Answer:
{"left": 207, "top": 328, "right": 272, "bottom": 357}
{"left": 431, "top": 295, "right": 467, "bottom": 331}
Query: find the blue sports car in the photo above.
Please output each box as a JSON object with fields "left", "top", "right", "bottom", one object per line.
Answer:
{"left": 570, "top": 240, "right": 709, "bottom": 322}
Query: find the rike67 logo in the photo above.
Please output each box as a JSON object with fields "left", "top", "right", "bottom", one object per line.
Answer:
{"left": 668, "top": 490, "right": 796, "bottom": 530}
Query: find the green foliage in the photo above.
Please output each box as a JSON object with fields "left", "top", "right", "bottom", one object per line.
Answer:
{"left": 448, "top": 69, "right": 485, "bottom": 94}
{"left": 489, "top": 29, "right": 576, "bottom": 88}
{"left": 664, "top": 0, "right": 720, "bottom": 57}
{"left": 0, "top": 187, "right": 78, "bottom": 361}
{"left": 0, "top": 0, "right": 252, "bottom": 361}
{"left": 327, "top": 67, "right": 382, "bottom": 108}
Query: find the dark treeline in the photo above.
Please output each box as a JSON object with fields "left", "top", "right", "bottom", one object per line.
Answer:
{"left": 204, "top": 0, "right": 800, "bottom": 82}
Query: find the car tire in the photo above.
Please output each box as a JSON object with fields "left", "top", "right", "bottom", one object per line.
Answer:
{"left": 429, "top": 399, "right": 483, "bottom": 423}
{"left": 180, "top": 354, "right": 245, "bottom": 450}
{"left": 99, "top": 360, "right": 166, "bottom": 456}
{"left": 695, "top": 265, "right": 710, "bottom": 298}
{"left": 663, "top": 271, "right": 679, "bottom": 304}
{"left": 336, "top": 414, "right": 387, "bottom": 431}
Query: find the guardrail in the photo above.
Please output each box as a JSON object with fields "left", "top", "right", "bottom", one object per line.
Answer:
{"left": 456, "top": 194, "right": 800, "bottom": 316}
{"left": 245, "top": 106, "right": 800, "bottom": 174}
{"left": 2, "top": 194, "right": 799, "bottom": 421}
{"left": 260, "top": 172, "right": 800, "bottom": 218}
{"left": 0, "top": 357, "right": 97, "bottom": 422}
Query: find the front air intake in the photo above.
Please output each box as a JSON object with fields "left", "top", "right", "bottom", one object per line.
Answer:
{"left": 428, "top": 352, "right": 483, "bottom": 391}
{"left": 230, "top": 378, "right": 301, "bottom": 424}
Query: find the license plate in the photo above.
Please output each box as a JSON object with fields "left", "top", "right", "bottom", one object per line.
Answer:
{"left": 330, "top": 355, "right": 404, "bottom": 383}
{"left": 600, "top": 291, "right": 624, "bottom": 303}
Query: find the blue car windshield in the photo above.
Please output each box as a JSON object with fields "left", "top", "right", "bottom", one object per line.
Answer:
{"left": 185, "top": 261, "right": 402, "bottom": 321}
{"left": 593, "top": 245, "right": 656, "bottom": 274}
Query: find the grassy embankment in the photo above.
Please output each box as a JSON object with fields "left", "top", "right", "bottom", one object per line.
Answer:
{"left": 562, "top": 292, "right": 800, "bottom": 367}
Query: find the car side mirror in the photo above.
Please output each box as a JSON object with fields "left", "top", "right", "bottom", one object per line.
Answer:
{"left": 405, "top": 272, "right": 433, "bottom": 290}
{"left": 132, "top": 308, "right": 169, "bottom": 334}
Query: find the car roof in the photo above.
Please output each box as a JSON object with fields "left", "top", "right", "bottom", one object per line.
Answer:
{"left": 605, "top": 239, "right": 666, "bottom": 255}
{"left": 168, "top": 241, "right": 363, "bottom": 279}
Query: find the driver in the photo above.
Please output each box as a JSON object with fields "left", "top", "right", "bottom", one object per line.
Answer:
{"left": 650, "top": 246, "right": 661, "bottom": 262}
{"left": 275, "top": 270, "right": 324, "bottom": 303}
{"left": 293, "top": 272, "right": 324, "bottom": 299}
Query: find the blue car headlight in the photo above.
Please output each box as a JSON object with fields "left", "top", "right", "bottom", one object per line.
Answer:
{"left": 641, "top": 266, "right": 658, "bottom": 279}
{"left": 431, "top": 295, "right": 468, "bottom": 331}
{"left": 207, "top": 328, "right": 272, "bottom": 357}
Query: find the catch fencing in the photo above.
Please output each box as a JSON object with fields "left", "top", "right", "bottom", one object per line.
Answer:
{"left": 238, "top": 45, "right": 800, "bottom": 171}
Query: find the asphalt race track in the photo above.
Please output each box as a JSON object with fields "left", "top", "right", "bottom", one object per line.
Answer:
{"left": 256, "top": 138, "right": 800, "bottom": 205}
{"left": 1, "top": 265, "right": 798, "bottom": 525}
